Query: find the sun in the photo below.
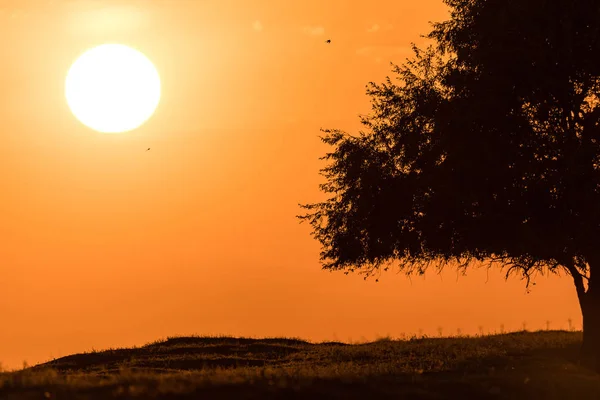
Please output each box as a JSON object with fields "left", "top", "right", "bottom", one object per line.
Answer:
{"left": 65, "top": 44, "right": 161, "bottom": 134}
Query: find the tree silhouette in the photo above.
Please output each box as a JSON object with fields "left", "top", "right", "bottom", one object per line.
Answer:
{"left": 299, "top": 0, "right": 600, "bottom": 371}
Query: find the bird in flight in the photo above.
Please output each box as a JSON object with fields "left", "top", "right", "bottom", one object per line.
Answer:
{"left": 146, "top": 148, "right": 151, "bottom": 151}
{"left": 325, "top": 39, "right": 331, "bottom": 44}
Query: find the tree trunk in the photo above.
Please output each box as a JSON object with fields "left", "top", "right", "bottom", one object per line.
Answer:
{"left": 579, "top": 290, "right": 600, "bottom": 371}
{"left": 579, "top": 263, "right": 600, "bottom": 372}
{"left": 565, "top": 256, "right": 600, "bottom": 371}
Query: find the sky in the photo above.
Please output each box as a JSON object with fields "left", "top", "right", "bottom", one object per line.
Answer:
{"left": 0, "top": 0, "right": 581, "bottom": 370}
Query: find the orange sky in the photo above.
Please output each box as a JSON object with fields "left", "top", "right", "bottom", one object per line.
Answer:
{"left": 0, "top": 0, "right": 581, "bottom": 371}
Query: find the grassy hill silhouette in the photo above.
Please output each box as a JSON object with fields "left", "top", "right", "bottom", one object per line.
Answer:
{"left": 2, "top": 331, "right": 600, "bottom": 399}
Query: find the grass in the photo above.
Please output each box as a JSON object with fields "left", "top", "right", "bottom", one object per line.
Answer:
{"left": 1, "top": 330, "right": 599, "bottom": 399}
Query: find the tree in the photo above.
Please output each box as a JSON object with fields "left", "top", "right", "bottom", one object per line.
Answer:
{"left": 298, "top": 0, "right": 600, "bottom": 371}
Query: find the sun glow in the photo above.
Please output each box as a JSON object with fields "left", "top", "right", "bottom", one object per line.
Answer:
{"left": 65, "top": 44, "right": 161, "bottom": 134}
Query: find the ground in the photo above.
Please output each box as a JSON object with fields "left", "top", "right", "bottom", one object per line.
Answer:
{"left": 1, "top": 331, "right": 599, "bottom": 399}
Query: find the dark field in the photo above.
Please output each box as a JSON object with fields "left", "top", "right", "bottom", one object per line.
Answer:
{"left": 2, "top": 331, "right": 600, "bottom": 399}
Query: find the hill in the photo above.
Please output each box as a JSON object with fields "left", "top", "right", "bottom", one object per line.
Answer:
{"left": 1, "top": 331, "right": 600, "bottom": 399}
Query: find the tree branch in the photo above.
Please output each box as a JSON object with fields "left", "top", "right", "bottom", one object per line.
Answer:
{"left": 563, "top": 258, "right": 587, "bottom": 305}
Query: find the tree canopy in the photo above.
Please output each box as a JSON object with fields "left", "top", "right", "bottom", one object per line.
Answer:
{"left": 298, "top": 0, "right": 600, "bottom": 293}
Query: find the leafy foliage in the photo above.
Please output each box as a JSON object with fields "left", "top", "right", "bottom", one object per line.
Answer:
{"left": 299, "top": 0, "right": 600, "bottom": 286}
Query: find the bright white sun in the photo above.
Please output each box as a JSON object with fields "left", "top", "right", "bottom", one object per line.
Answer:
{"left": 65, "top": 44, "right": 161, "bottom": 134}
